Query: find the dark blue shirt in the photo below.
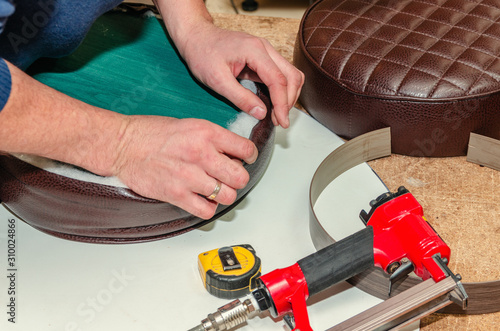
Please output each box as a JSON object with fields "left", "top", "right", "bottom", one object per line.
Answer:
{"left": 0, "top": 0, "right": 122, "bottom": 110}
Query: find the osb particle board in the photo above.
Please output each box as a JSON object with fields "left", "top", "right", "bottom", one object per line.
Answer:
{"left": 210, "top": 12, "right": 500, "bottom": 330}
{"left": 211, "top": 13, "right": 301, "bottom": 64}
{"left": 369, "top": 156, "right": 500, "bottom": 330}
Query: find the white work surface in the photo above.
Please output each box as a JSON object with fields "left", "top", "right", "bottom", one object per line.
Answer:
{"left": 0, "top": 109, "right": 419, "bottom": 331}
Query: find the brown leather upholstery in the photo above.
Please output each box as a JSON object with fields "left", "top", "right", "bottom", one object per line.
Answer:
{"left": 0, "top": 85, "right": 275, "bottom": 244}
{"left": 294, "top": 0, "right": 500, "bottom": 156}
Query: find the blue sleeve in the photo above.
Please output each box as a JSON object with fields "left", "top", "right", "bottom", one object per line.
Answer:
{"left": 0, "top": 58, "right": 11, "bottom": 111}
{"left": 0, "top": 1, "right": 14, "bottom": 111}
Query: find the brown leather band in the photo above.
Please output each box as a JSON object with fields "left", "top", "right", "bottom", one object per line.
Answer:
{"left": 309, "top": 127, "right": 500, "bottom": 314}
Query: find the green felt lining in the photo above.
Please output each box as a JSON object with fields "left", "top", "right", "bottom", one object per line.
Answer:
{"left": 28, "top": 10, "right": 240, "bottom": 129}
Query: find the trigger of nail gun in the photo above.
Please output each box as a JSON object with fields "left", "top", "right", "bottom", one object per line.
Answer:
{"left": 387, "top": 254, "right": 468, "bottom": 307}
{"left": 388, "top": 258, "right": 415, "bottom": 296}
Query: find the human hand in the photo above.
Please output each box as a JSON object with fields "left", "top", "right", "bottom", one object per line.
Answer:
{"left": 111, "top": 116, "right": 258, "bottom": 219}
{"left": 179, "top": 23, "right": 304, "bottom": 128}
{"left": 0, "top": 58, "right": 259, "bottom": 220}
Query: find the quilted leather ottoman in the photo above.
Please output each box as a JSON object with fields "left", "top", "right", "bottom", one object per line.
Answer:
{"left": 294, "top": 0, "right": 500, "bottom": 156}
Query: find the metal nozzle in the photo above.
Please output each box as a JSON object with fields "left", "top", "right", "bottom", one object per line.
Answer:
{"left": 189, "top": 295, "right": 259, "bottom": 331}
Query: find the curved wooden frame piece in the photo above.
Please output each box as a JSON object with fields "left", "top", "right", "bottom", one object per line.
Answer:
{"left": 309, "top": 127, "right": 500, "bottom": 315}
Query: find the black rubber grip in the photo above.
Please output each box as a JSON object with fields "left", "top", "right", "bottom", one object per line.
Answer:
{"left": 297, "top": 227, "right": 374, "bottom": 296}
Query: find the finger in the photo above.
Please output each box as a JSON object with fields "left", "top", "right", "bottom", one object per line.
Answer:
{"left": 148, "top": 173, "right": 220, "bottom": 220}
{"left": 171, "top": 175, "right": 237, "bottom": 219}
{"left": 188, "top": 168, "right": 238, "bottom": 206}
{"left": 191, "top": 137, "right": 251, "bottom": 191}
{"left": 180, "top": 193, "right": 219, "bottom": 220}
{"left": 261, "top": 41, "right": 305, "bottom": 127}
{"left": 262, "top": 41, "right": 304, "bottom": 107}
{"left": 204, "top": 154, "right": 250, "bottom": 191}
{"left": 244, "top": 43, "right": 290, "bottom": 127}
{"left": 183, "top": 125, "right": 254, "bottom": 190}
{"left": 202, "top": 178, "right": 237, "bottom": 206}
{"left": 271, "top": 111, "right": 278, "bottom": 127}
{"left": 205, "top": 179, "right": 222, "bottom": 200}
{"left": 208, "top": 68, "right": 269, "bottom": 120}
{"left": 285, "top": 67, "right": 305, "bottom": 109}
{"left": 211, "top": 126, "right": 259, "bottom": 165}
{"left": 237, "top": 66, "right": 262, "bottom": 83}
{"left": 239, "top": 61, "right": 303, "bottom": 128}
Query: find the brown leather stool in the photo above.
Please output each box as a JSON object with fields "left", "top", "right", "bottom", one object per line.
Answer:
{"left": 294, "top": 0, "right": 500, "bottom": 156}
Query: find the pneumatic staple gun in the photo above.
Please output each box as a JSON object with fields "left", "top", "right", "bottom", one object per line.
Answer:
{"left": 189, "top": 187, "right": 468, "bottom": 331}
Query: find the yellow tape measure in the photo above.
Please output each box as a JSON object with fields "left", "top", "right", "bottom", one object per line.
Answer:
{"left": 198, "top": 244, "right": 261, "bottom": 299}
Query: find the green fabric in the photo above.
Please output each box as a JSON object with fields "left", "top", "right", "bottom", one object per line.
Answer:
{"left": 28, "top": 10, "right": 239, "bottom": 128}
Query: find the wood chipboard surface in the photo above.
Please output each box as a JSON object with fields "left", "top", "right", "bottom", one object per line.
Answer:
{"left": 211, "top": 12, "right": 500, "bottom": 330}
{"left": 370, "top": 156, "right": 500, "bottom": 330}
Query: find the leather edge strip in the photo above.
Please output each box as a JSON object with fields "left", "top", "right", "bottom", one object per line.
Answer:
{"left": 467, "top": 133, "right": 500, "bottom": 172}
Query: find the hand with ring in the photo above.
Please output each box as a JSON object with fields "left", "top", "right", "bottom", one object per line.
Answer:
{"left": 0, "top": 63, "right": 256, "bottom": 221}
{"left": 111, "top": 116, "right": 258, "bottom": 220}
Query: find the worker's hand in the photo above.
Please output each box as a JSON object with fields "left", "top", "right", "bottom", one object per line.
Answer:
{"left": 179, "top": 23, "right": 304, "bottom": 128}
{"left": 112, "top": 116, "right": 258, "bottom": 219}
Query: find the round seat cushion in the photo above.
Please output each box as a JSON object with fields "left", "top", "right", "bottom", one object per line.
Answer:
{"left": 294, "top": 0, "right": 500, "bottom": 156}
{"left": 0, "top": 8, "right": 275, "bottom": 244}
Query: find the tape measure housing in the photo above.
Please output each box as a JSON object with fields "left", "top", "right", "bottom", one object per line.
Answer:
{"left": 198, "top": 244, "right": 261, "bottom": 299}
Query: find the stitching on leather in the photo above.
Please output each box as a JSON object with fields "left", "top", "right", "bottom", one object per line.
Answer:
{"left": 465, "top": 44, "right": 500, "bottom": 94}
{"left": 327, "top": 2, "right": 408, "bottom": 86}
{"left": 302, "top": 1, "right": 411, "bottom": 35}
{"left": 312, "top": 39, "right": 499, "bottom": 95}
{"left": 306, "top": 24, "right": 500, "bottom": 60}
{"left": 311, "top": 2, "right": 410, "bottom": 67}
{"left": 426, "top": 1, "right": 493, "bottom": 97}
{"left": 317, "top": 4, "right": 369, "bottom": 67}
{"left": 305, "top": 0, "right": 500, "bottom": 97}
{"left": 304, "top": 8, "right": 338, "bottom": 47}
{"left": 303, "top": 9, "right": 335, "bottom": 41}
{"left": 307, "top": 29, "right": 500, "bottom": 74}
{"left": 412, "top": 0, "right": 500, "bottom": 23}
{"left": 310, "top": 1, "right": 439, "bottom": 93}
{"left": 304, "top": 9, "right": 500, "bottom": 48}
{"left": 315, "top": 0, "right": 407, "bottom": 67}
{"left": 363, "top": 2, "right": 439, "bottom": 95}
{"left": 454, "top": 8, "right": 500, "bottom": 25}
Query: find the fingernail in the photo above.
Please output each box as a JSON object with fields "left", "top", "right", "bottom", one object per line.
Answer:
{"left": 282, "top": 116, "right": 290, "bottom": 128}
{"left": 247, "top": 146, "right": 258, "bottom": 164}
{"left": 249, "top": 106, "right": 265, "bottom": 120}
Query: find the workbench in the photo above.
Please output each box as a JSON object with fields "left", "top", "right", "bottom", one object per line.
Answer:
{"left": 0, "top": 108, "right": 419, "bottom": 331}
